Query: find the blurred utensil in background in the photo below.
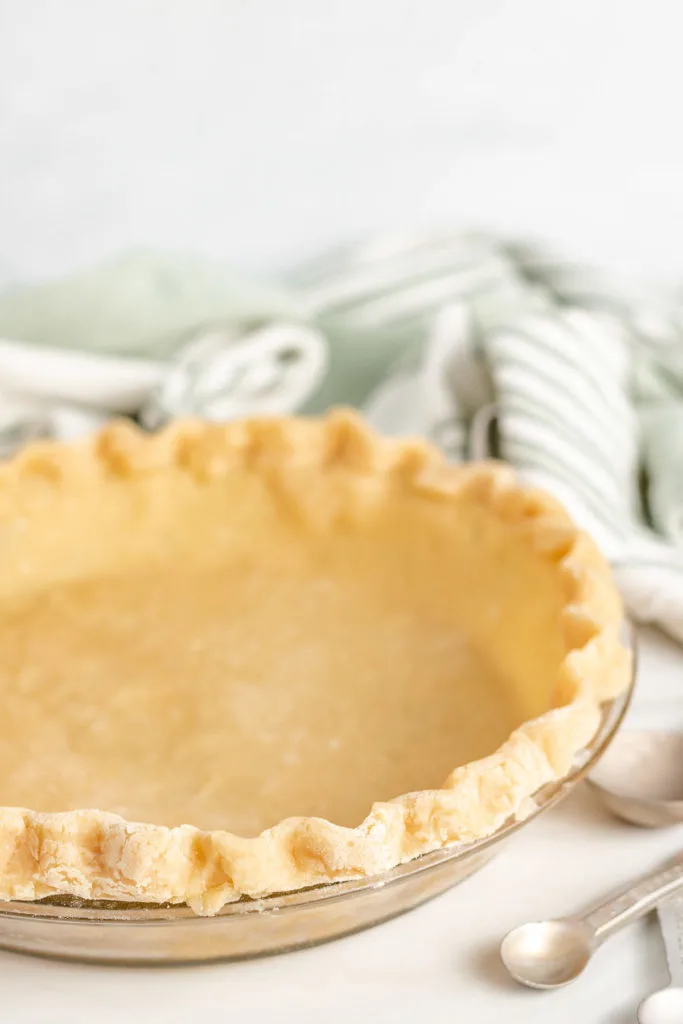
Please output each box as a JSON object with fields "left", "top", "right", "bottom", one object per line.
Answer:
{"left": 588, "top": 730, "right": 683, "bottom": 828}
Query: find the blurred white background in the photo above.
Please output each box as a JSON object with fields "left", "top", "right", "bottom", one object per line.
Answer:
{"left": 2, "top": 0, "right": 683, "bottom": 283}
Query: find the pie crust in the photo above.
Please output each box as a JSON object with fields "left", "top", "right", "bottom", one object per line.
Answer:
{"left": 0, "top": 411, "right": 630, "bottom": 914}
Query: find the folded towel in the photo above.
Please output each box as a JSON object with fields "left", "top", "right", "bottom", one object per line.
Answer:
{"left": 2, "top": 232, "right": 683, "bottom": 641}
{"left": 640, "top": 403, "right": 683, "bottom": 548}
{"left": 307, "top": 232, "right": 683, "bottom": 641}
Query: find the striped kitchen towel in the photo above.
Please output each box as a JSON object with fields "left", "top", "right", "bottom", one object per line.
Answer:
{"left": 291, "top": 231, "right": 683, "bottom": 643}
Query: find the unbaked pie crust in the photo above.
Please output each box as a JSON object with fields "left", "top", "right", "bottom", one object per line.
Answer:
{"left": 0, "top": 411, "right": 630, "bottom": 914}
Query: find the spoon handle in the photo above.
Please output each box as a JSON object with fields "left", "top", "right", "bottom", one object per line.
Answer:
{"left": 657, "top": 898, "right": 683, "bottom": 987}
{"left": 582, "top": 854, "right": 683, "bottom": 943}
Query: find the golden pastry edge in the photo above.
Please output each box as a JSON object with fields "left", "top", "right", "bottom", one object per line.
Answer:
{"left": 0, "top": 410, "right": 631, "bottom": 914}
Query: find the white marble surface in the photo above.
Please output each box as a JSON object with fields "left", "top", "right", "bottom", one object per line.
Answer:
{"left": 3, "top": 2, "right": 683, "bottom": 1020}
{"left": 0, "top": 628, "right": 679, "bottom": 1023}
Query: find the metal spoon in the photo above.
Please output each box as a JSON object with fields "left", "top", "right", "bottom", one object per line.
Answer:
{"left": 501, "top": 852, "right": 683, "bottom": 988}
{"left": 587, "top": 729, "right": 683, "bottom": 828}
{"left": 638, "top": 898, "right": 683, "bottom": 1024}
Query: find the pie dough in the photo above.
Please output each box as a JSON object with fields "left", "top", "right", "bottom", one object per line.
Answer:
{"left": 0, "top": 411, "right": 630, "bottom": 914}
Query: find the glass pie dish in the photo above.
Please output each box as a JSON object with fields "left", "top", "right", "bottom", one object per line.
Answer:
{"left": 0, "top": 638, "right": 634, "bottom": 965}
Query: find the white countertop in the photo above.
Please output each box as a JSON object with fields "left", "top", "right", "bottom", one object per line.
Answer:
{"left": 0, "top": 627, "right": 681, "bottom": 1024}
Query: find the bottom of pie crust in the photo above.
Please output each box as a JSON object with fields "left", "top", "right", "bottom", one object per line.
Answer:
{"left": 0, "top": 566, "right": 524, "bottom": 836}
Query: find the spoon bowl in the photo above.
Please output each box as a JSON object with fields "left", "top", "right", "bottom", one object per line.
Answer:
{"left": 588, "top": 730, "right": 683, "bottom": 828}
{"left": 638, "top": 987, "right": 683, "bottom": 1024}
{"left": 501, "top": 851, "right": 683, "bottom": 989}
{"left": 500, "top": 919, "right": 593, "bottom": 989}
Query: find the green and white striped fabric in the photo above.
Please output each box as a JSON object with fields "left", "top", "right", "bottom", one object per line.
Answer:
{"left": 292, "top": 232, "right": 683, "bottom": 643}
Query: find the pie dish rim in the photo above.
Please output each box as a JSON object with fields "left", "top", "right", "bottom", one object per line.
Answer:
{"left": 0, "top": 410, "right": 632, "bottom": 914}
